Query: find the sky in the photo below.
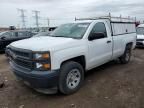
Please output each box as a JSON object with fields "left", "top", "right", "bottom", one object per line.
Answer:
{"left": 0, "top": 0, "right": 144, "bottom": 28}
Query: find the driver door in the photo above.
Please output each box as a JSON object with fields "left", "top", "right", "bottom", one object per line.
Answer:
{"left": 87, "top": 22, "right": 113, "bottom": 69}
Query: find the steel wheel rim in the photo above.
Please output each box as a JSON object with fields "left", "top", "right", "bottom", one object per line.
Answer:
{"left": 66, "top": 69, "right": 81, "bottom": 89}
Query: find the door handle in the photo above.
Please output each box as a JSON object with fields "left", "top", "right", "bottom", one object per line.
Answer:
{"left": 107, "top": 40, "right": 111, "bottom": 43}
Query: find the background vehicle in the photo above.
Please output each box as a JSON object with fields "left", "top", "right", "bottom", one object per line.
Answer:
{"left": 33, "top": 32, "right": 50, "bottom": 37}
{"left": 6, "top": 16, "right": 136, "bottom": 95}
{"left": 136, "top": 24, "right": 144, "bottom": 47}
{"left": 0, "top": 30, "right": 34, "bottom": 52}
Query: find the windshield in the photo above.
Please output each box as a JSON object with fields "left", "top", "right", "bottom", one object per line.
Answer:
{"left": 0, "top": 32, "right": 6, "bottom": 36}
{"left": 50, "top": 23, "right": 90, "bottom": 39}
{"left": 0, "top": 32, "right": 6, "bottom": 37}
{"left": 34, "top": 32, "right": 50, "bottom": 37}
{"left": 137, "top": 27, "right": 144, "bottom": 35}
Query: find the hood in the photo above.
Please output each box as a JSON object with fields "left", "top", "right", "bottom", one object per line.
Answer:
{"left": 10, "top": 36, "right": 78, "bottom": 51}
{"left": 137, "top": 35, "right": 144, "bottom": 39}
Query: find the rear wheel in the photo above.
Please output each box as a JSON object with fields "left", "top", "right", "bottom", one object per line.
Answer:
{"left": 119, "top": 45, "right": 132, "bottom": 64}
{"left": 58, "top": 61, "right": 84, "bottom": 95}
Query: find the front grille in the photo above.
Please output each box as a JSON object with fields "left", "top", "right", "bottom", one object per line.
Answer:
{"left": 7, "top": 46, "right": 33, "bottom": 70}
{"left": 9, "top": 47, "right": 31, "bottom": 59}
{"left": 136, "top": 42, "right": 143, "bottom": 46}
{"left": 12, "top": 50, "right": 29, "bottom": 58}
{"left": 137, "top": 39, "right": 144, "bottom": 41}
{"left": 14, "top": 59, "right": 33, "bottom": 69}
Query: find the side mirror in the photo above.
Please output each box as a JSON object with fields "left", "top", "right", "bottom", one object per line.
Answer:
{"left": 88, "top": 32, "right": 105, "bottom": 41}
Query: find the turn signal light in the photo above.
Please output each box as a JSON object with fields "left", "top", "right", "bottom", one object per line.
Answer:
{"left": 42, "top": 53, "right": 49, "bottom": 59}
{"left": 43, "top": 64, "right": 51, "bottom": 69}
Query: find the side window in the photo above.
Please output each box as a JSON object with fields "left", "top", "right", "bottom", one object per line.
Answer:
{"left": 90, "top": 22, "right": 107, "bottom": 38}
{"left": 18, "top": 32, "right": 25, "bottom": 37}
{"left": 11, "top": 32, "right": 17, "bottom": 38}
{"left": 15, "top": 32, "right": 18, "bottom": 37}
{"left": 25, "top": 32, "right": 31, "bottom": 37}
{"left": 3, "top": 32, "right": 12, "bottom": 39}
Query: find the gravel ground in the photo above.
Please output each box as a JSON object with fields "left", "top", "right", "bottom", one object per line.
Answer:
{"left": 0, "top": 49, "right": 144, "bottom": 108}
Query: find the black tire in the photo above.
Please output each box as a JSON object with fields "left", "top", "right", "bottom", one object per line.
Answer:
{"left": 119, "top": 45, "right": 132, "bottom": 64}
{"left": 58, "top": 61, "right": 84, "bottom": 95}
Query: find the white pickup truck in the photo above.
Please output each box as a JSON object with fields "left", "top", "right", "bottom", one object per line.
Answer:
{"left": 6, "top": 17, "right": 136, "bottom": 94}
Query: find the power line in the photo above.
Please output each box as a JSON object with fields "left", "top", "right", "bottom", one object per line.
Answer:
{"left": 17, "top": 9, "right": 27, "bottom": 29}
{"left": 32, "top": 10, "right": 40, "bottom": 28}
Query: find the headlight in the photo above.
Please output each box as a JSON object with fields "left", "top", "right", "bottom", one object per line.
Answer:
{"left": 34, "top": 53, "right": 50, "bottom": 60}
{"left": 36, "top": 63, "right": 51, "bottom": 70}
{"left": 33, "top": 52, "right": 51, "bottom": 70}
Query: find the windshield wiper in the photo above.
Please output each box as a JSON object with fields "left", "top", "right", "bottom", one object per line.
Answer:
{"left": 52, "top": 35, "right": 66, "bottom": 37}
{"left": 48, "top": 35, "right": 64, "bottom": 37}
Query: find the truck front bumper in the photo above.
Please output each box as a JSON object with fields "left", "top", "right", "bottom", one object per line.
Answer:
{"left": 136, "top": 41, "right": 144, "bottom": 47}
{"left": 10, "top": 61, "right": 59, "bottom": 89}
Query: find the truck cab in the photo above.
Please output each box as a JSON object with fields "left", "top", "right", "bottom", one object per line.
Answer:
{"left": 6, "top": 17, "right": 136, "bottom": 95}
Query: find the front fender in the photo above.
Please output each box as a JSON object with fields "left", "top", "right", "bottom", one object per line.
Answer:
{"left": 51, "top": 46, "right": 87, "bottom": 70}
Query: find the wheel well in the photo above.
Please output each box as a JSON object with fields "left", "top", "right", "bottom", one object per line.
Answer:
{"left": 61, "top": 56, "right": 86, "bottom": 70}
{"left": 126, "top": 42, "right": 133, "bottom": 49}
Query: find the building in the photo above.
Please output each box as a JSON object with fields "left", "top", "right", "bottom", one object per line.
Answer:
{"left": 0, "top": 27, "right": 9, "bottom": 32}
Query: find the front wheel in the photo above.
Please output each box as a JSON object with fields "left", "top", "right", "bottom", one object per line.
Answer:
{"left": 58, "top": 61, "right": 84, "bottom": 95}
{"left": 119, "top": 45, "right": 132, "bottom": 64}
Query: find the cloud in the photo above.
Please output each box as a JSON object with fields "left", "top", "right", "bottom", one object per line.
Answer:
{"left": 86, "top": 1, "right": 144, "bottom": 14}
{"left": 0, "top": 0, "right": 144, "bottom": 27}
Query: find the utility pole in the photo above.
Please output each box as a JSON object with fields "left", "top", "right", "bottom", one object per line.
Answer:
{"left": 47, "top": 18, "right": 50, "bottom": 28}
{"left": 32, "top": 10, "right": 40, "bottom": 28}
{"left": 17, "top": 9, "right": 26, "bottom": 29}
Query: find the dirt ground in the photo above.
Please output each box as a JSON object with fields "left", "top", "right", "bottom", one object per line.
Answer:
{"left": 0, "top": 49, "right": 144, "bottom": 108}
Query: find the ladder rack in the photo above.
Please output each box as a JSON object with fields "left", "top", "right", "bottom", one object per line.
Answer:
{"left": 75, "top": 13, "right": 136, "bottom": 23}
